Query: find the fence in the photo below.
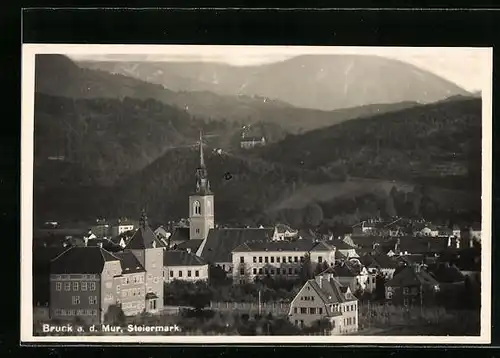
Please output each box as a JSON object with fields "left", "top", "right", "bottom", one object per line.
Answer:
{"left": 209, "top": 301, "right": 291, "bottom": 316}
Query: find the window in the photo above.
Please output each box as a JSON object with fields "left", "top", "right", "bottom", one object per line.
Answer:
{"left": 193, "top": 201, "right": 201, "bottom": 215}
{"left": 253, "top": 268, "right": 257, "bottom": 275}
{"left": 311, "top": 296, "right": 315, "bottom": 301}
{"left": 288, "top": 268, "right": 293, "bottom": 274}
{"left": 265, "top": 256, "right": 269, "bottom": 263}
{"left": 300, "top": 308, "right": 307, "bottom": 314}
{"left": 150, "top": 299, "right": 157, "bottom": 310}
{"left": 277, "top": 257, "right": 281, "bottom": 263}
{"left": 253, "top": 257, "right": 257, "bottom": 263}
{"left": 72, "top": 282, "right": 79, "bottom": 291}
{"left": 282, "top": 269, "right": 286, "bottom": 275}
{"left": 270, "top": 256, "right": 274, "bottom": 263}
{"left": 294, "top": 307, "right": 297, "bottom": 313}
{"left": 318, "top": 256, "right": 323, "bottom": 263}
{"left": 300, "top": 320, "right": 304, "bottom": 327}
{"left": 72, "top": 296, "right": 80, "bottom": 305}
{"left": 387, "top": 292, "right": 393, "bottom": 299}
{"left": 56, "top": 282, "right": 62, "bottom": 291}
{"left": 188, "top": 270, "right": 192, "bottom": 277}
{"left": 259, "top": 268, "right": 263, "bottom": 274}
{"left": 259, "top": 257, "right": 263, "bottom": 263}
{"left": 404, "top": 298, "right": 409, "bottom": 307}
{"left": 353, "top": 317, "right": 356, "bottom": 325}
{"left": 294, "top": 256, "right": 298, "bottom": 262}
{"left": 116, "top": 285, "right": 121, "bottom": 293}
{"left": 240, "top": 268, "right": 245, "bottom": 275}
{"left": 318, "top": 308, "right": 323, "bottom": 314}
{"left": 89, "top": 282, "right": 96, "bottom": 291}
{"left": 196, "top": 228, "right": 200, "bottom": 234}
{"left": 195, "top": 270, "right": 199, "bottom": 277}
{"left": 179, "top": 271, "right": 183, "bottom": 277}
{"left": 170, "top": 271, "right": 174, "bottom": 277}
{"left": 64, "top": 282, "right": 71, "bottom": 291}
{"left": 81, "top": 281, "right": 87, "bottom": 291}
{"left": 282, "top": 256, "right": 286, "bottom": 262}
{"left": 288, "top": 256, "right": 292, "bottom": 263}
{"left": 309, "top": 308, "right": 316, "bottom": 314}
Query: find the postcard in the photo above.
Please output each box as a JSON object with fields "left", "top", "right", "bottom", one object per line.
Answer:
{"left": 21, "top": 44, "right": 492, "bottom": 344}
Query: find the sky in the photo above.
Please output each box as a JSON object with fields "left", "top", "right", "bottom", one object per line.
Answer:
{"left": 63, "top": 45, "right": 491, "bottom": 92}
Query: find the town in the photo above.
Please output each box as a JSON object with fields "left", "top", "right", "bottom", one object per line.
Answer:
{"left": 32, "top": 138, "right": 482, "bottom": 336}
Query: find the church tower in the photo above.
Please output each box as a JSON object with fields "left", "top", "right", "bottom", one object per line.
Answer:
{"left": 189, "top": 132, "right": 215, "bottom": 240}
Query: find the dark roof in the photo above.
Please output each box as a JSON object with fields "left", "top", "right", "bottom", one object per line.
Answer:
{"left": 308, "top": 277, "right": 357, "bottom": 307}
{"left": 386, "top": 266, "right": 439, "bottom": 287}
{"left": 331, "top": 262, "right": 360, "bottom": 277}
{"left": 325, "top": 240, "right": 358, "bottom": 250}
{"left": 114, "top": 251, "right": 145, "bottom": 274}
{"left": 347, "top": 236, "right": 385, "bottom": 248}
{"left": 33, "top": 247, "right": 67, "bottom": 273}
{"left": 50, "top": 247, "right": 120, "bottom": 274}
{"left": 126, "top": 225, "right": 166, "bottom": 250}
{"left": 164, "top": 250, "right": 207, "bottom": 267}
{"left": 170, "top": 227, "right": 190, "bottom": 243}
{"left": 145, "top": 292, "right": 159, "bottom": 300}
{"left": 176, "top": 239, "right": 203, "bottom": 252}
{"left": 232, "top": 239, "right": 334, "bottom": 253}
{"left": 429, "top": 264, "right": 465, "bottom": 283}
{"left": 371, "top": 254, "right": 400, "bottom": 269}
{"left": 198, "top": 228, "right": 275, "bottom": 263}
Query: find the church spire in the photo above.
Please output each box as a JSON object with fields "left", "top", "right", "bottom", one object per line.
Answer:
{"left": 139, "top": 209, "right": 148, "bottom": 229}
{"left": 199, "top": 131, "right": 205, "bottom": 168}
{"left": 195, "top": 130, "right": 211, "bottom": 195}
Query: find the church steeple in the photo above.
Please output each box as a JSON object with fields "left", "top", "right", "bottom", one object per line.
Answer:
{"left": 195, "top": 131, "right": 211, "bottom": 194}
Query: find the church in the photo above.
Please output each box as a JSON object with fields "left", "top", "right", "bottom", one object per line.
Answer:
{"left": 172, "top": 133, "right": 279, "bottom": 276}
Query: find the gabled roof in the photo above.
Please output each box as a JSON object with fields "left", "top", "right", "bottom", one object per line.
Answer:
{"left": 198, "top": 228, "right": 275, "bottom": 263}
{"left": 164, "top": 250, "right": 207, "bottom": 267}
{"left": 176, "top": 239, "right": 203, "bottom": 252}
{"left": 386, "top": 265, "right": 440, "bottom": 288}
{"left": 325, "top": 239, "right": 357, "bottom": 250}
{"left": 170, "top": 227, "right": 190, "bottom": 243}
{"left": 113, "top": 251, "right": 145, "bottom": 274}
{"left": 126, "top": 225, "right": 166, "bottom": 250}
{"left": 232, "top": 239, "right": 334, "bottom": 253}
{"left": 50, "top": 247, "right": 120, "bottom": 274}
{"left": 275, "top": 224, "right": 297, "bottom": 234}
{"left": 308, "top": 277, "right": 357, "bottom": 307}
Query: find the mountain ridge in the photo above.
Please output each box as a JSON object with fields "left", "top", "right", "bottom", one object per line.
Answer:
{"left": 79, "top": 54, "right": 471, "bottom": 111}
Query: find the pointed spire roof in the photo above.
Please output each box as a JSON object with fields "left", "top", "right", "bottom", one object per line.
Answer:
{"left": 199, "top": 131, "right": 205, "bottom": 168}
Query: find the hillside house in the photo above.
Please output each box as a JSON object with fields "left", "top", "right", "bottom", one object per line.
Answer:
{"left": 359, "top": 253, "right": 400, "bottom": 280}
{"left": 240, "top": 136, "right": 266, "bottom": 149}
{"left": 288, "top": 269, "right": 359, "bottom": 334}
{"left": 110, "top": 218, "right": 137, "bottom": 237}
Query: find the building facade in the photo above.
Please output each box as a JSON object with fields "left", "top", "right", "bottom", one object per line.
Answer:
{"left": 288, "top": 270, "right": 359, "bottom": 334}
{"left": 163, "top": 250, "right": 209, "bottom": 283}
{"left": 231, "top": 240, "right": 336, "bottom": 284}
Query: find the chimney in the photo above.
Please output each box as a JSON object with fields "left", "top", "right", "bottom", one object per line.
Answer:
{"left": 315, "top": 275, "right": 323, "bottom": 288}
{"left": 186, "top": 248, "right": 192, "bottom": 254}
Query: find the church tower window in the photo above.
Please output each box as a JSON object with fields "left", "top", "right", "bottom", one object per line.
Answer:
{"left": 193, "top": 201, "right": 201, "bottom": 215}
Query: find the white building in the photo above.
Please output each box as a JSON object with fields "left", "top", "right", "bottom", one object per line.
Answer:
{"left": 111, "top": 219, "right": 136, "bottom": 237}
{"left": 163, "top": 250, "right": 209, "bottom": 283}
{"left": 288, "top": 269, "right": 358, "bottom": 334}
{"left": 231, "top": 240, "right": 337, "bottom": 284}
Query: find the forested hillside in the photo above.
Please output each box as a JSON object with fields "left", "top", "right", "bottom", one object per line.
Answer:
{"left": 253, "top": 97, "right": 482, "bottom": 192}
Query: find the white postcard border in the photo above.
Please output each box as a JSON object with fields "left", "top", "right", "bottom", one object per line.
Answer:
{"left": 21, "top": 44, "right": 493, "bottom": 344}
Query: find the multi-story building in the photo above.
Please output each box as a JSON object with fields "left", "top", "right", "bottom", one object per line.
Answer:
{"left": 49, "top": 211, "right": 165, "bottom": 324}
{"left": 288, "top": 268, "right": 359, "bottom": 334}
{"left": 163, "top": 250, "right": 209, "bottom": 283}
{"left": 329, "top": 260, "right": 377, "bottom": 294}
{"left": 385, "top": 264, "right": 440, "bottom": 307}
{"left": 231, "top": 240, "right": 336, "bottom": 284}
